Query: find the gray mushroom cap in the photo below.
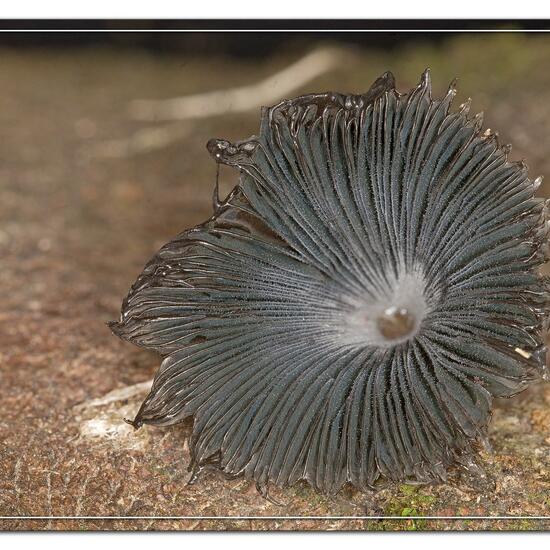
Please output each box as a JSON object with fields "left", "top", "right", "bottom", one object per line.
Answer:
{"left": 111, "top": 70, "right": 549, "bottom": 494}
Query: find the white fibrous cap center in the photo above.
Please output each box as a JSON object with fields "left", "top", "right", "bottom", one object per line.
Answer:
{"left": 339, "top": 266, "right": 430, "bottom": 348}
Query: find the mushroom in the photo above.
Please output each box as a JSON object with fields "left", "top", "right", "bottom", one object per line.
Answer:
{"left": 111, "top": 70, "right": 549, "bottom": 495}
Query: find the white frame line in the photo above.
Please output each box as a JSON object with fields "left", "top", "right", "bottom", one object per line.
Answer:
{"left": 0, "top": 29, "right": 549, "bottom": 33}
{"left": 2, "top": 515, "right": 550, "bottom": 520}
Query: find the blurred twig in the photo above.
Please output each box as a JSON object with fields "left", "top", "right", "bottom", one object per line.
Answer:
{"left": 129, "top": 47, "right": 346, "bottom": 122}
{"left": 91, "top": 123, "right": 191, "bottom": 158}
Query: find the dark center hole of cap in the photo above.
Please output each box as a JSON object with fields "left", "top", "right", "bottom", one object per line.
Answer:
{"left": 377, "top": 306, "right": 416, "bottom": 340}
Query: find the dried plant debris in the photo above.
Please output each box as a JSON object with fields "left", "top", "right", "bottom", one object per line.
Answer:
{"left": 111, "top": 70, "right": 550, "bottom": 495}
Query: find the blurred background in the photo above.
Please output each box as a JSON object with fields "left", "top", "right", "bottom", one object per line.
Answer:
{"left": 1, "top": 31, "right": 550, "bottom": 530}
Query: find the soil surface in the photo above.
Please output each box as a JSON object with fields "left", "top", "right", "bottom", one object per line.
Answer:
{"left": 0, "top": 33, "right": 549, "bottom": 531}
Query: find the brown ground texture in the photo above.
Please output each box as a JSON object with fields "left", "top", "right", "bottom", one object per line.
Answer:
{"left": 0, "top": 33, "right": 549, "bottom": 531}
